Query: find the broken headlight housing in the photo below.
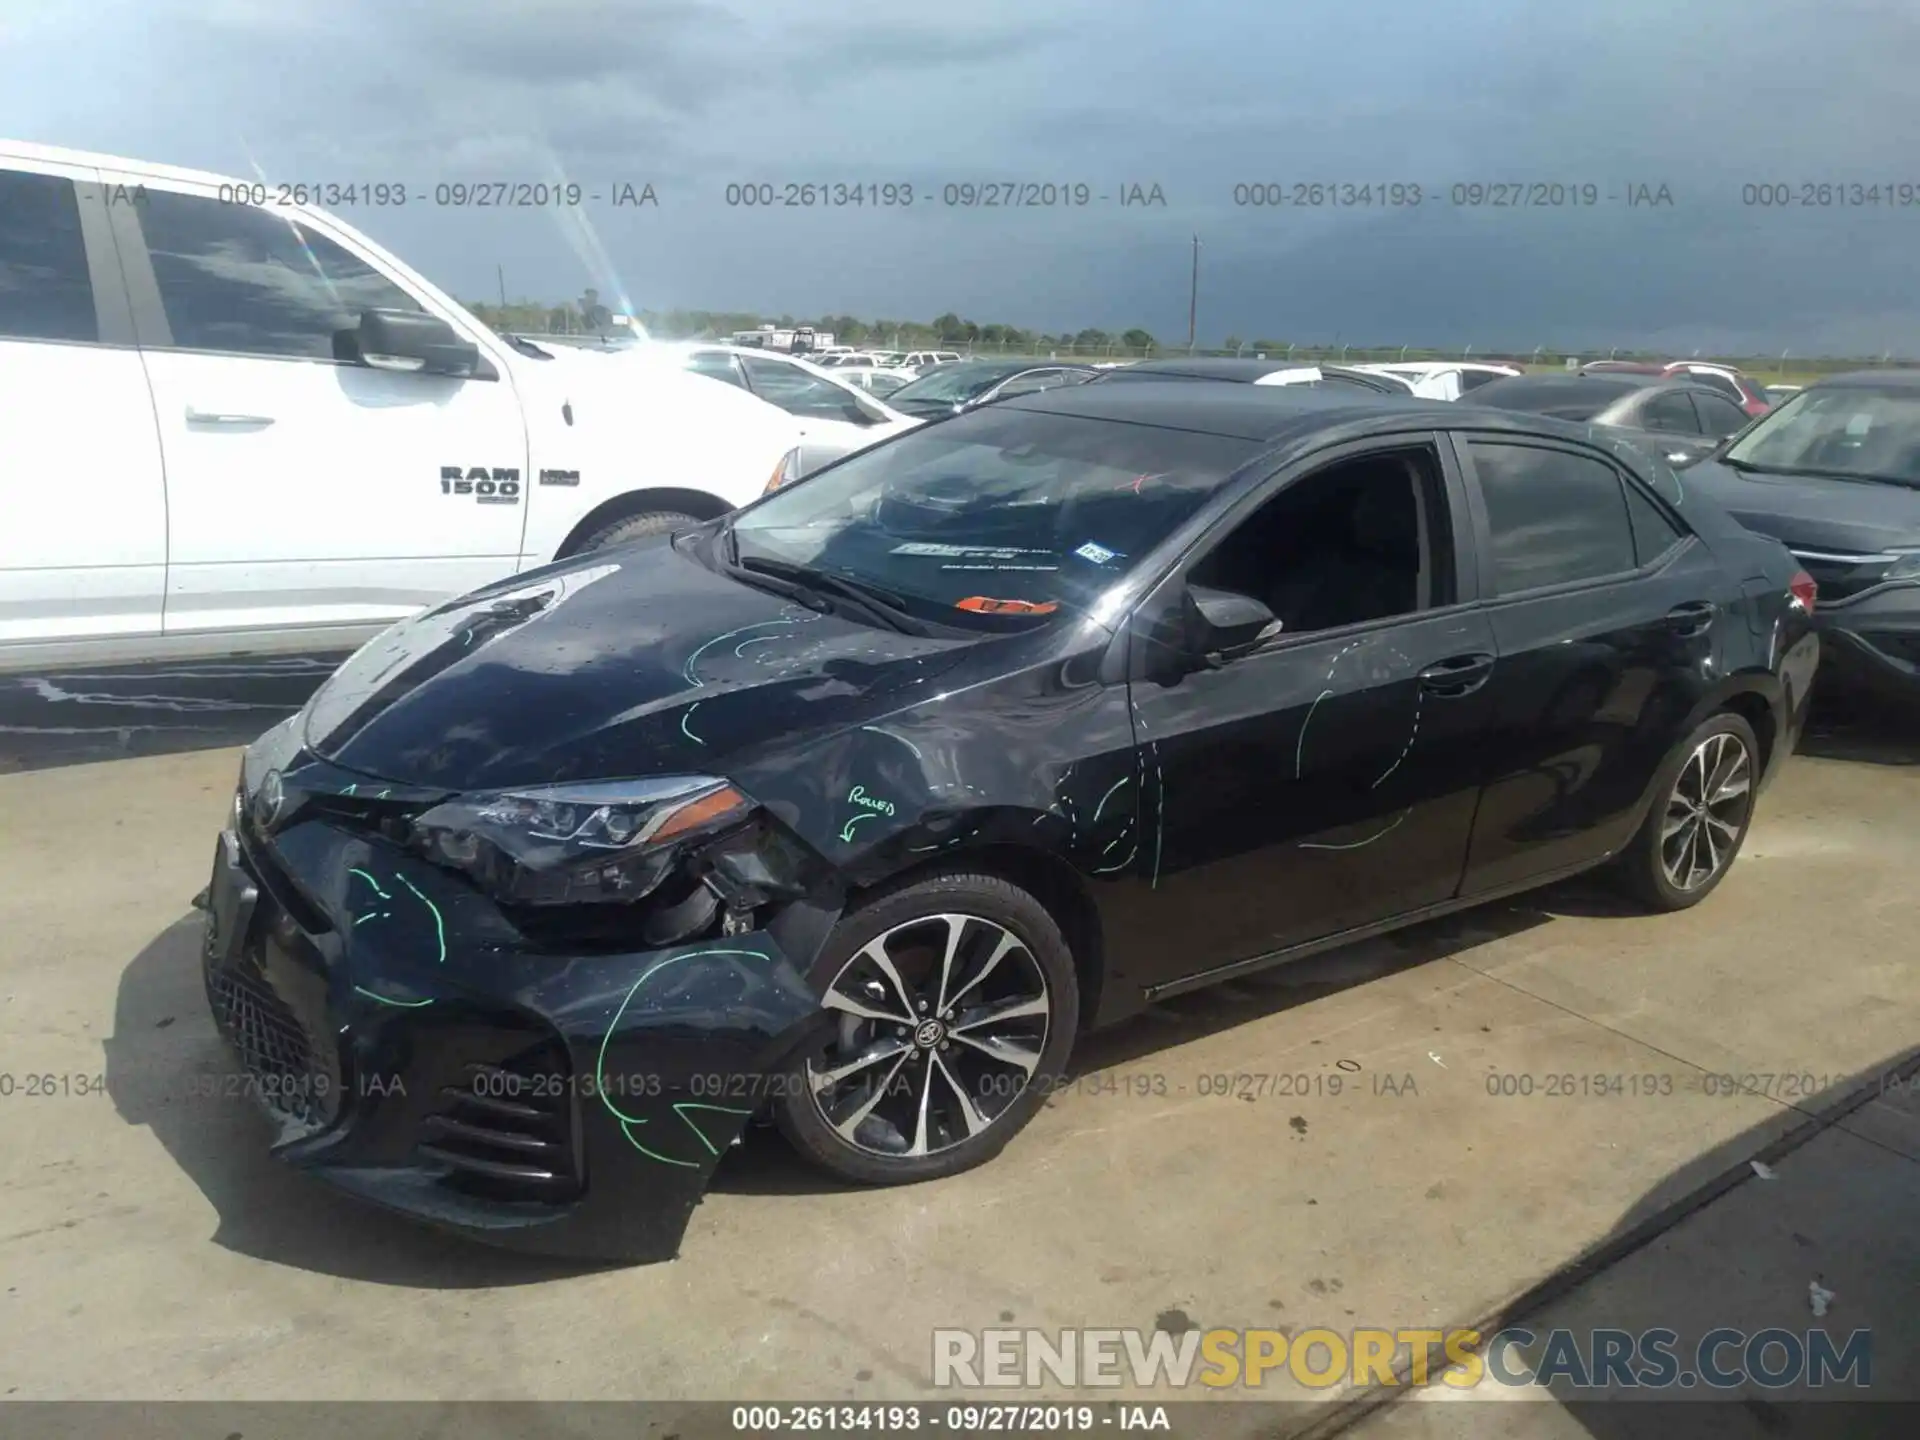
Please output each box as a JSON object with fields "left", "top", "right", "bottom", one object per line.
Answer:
{"left": 409, "top": 776, "right": 754, "bottom": 906}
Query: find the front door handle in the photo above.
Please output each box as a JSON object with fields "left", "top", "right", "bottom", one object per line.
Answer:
{"left": 1419, "top": 652, "right": 1496, "bottom": 696}
{"left": 185, "top": 407, "right": 276, "bottom": 427}
{"left": 1665, "top": 601, "right": 1717, "bottom": 636}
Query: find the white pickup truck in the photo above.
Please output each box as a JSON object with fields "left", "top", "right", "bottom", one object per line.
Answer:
{"left": 0, "top": 141, "right": 807, "bottom": 672}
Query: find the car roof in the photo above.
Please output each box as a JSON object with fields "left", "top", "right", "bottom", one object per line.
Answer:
{"left": 992, "top": 379, "right": 1685, "bottom": 463}
{"left": 1482, "top": 372, "right": 1663, "bottom": 392}
{"left": 1117, "top": 356, "right": 1323, "bottom": 379}
{"left": 0, "top": 139, "right": 244, "bottom": 188}
{"left": 993, "top": 377, "right": 1451, "bottom": 440}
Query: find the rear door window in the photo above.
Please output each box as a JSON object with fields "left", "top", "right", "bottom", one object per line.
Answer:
{"left": 1466, "top": 441, "right": 1638, "bottom": 594}
{"left": 0, "top": 169, "right": 98, "bottom": 343}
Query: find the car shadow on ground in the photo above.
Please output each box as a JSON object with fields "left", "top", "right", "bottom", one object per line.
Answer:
{"left": 1797, "top": 689, "right": 1918, "bottom": 767}
{"left": 1337, "top": 1044, "right": 1920, "bottom": 1440}
{"left": 102, "top": 914, "right": 617, "bottom": 1287}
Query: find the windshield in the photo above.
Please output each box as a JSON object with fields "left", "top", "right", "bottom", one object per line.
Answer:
{"left": 726, "top": 409, "right": 1264, "bottom": 628}
{"left": 888, "top": 362, "right": 1031, "bottom": 407}
{"left": 1723, "top": 384, "right": 1920, "bottom": 484}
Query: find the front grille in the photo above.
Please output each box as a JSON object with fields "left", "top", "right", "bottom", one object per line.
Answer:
{"left": 207, "top": 963, "right": 342, "bottom": 1136}
{"left": 419, "top": 1040, "right": 580, "bottom": 1203}
{"left": 1790, "top": 550, "right": 1894, "bottom": 604}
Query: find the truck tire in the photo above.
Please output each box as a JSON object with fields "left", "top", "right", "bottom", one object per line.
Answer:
{"left": 573, "top": 510, "right": 698, "bottom": 554}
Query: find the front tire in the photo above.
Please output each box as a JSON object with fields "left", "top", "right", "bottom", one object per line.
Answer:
{"left": 1615, "top": 711, "right": 1760, "bottom": 911}
{"left": 773, "top": 870, "right": 1079, "bottom": 1186}
{"left": 573, "top": 509, "right": 698, "bottom": 554}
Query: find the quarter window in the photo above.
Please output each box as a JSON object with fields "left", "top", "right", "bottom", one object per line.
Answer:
{"left": 0, "top": 170, "right": 97, "bottom": 343}
{"left": 135, "top": 190, "right": 424, "bottom": 360}
{"left": 1693, "top": 393, "right": 1750, "bottom": 436}
{"left": 1468, "top": 442, "right": 1638, "bottom": 594}
{"left": 1622, "top": 480, "right": 1685, "bottom": 564}
{"left": 1641, "top": 392, "right": 1703, "bottom": 434}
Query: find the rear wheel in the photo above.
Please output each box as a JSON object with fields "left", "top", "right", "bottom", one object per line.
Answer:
{"left": 773, "top": 870, "right": 1079, "bottom": 1186}
{"left": 1615, "top": 711, "right": 1760, "bottom": 911}
{"left": 573, "top": 509, "right": 698, "bottom": 554}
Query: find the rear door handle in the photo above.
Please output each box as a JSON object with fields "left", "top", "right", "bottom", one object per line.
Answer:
{"left": 1419, "top": 652, "right": 1496, "bottom": 696}
{"left": 1665, "top": 601, "right": 1717, "bottom": 635}
{"left": 185, "top": 407, "right": 276, "bottom": 427}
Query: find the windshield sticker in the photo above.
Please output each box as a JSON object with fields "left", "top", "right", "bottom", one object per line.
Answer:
{"left": 954, "top": 596, "right": 1059, "bottom": 615}
{"left": 940, "top": 563, "right": 1059, "bottom": 572}
{"left": 1073, "top": 541, "right": 1121, "bottom": 565}
{"left": 890, "top": 542, "right": 1053, "bottom": 558}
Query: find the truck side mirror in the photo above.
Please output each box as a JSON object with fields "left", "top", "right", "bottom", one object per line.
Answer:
{"left": 352, "top": 309, "right": 482, "bottom": 378}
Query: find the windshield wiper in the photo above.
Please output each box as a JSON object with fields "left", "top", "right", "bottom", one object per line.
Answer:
{"left": 1720, "top": 455, "right": 1920, "bottom": 488}
{"left": 735, "top": 556, "right": 931, "bottom": 635}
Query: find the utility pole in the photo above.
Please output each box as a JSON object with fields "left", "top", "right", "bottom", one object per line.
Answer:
{"left": 1187, "top": 234, "right": 1199, "bottom": 352}
{"left": 497, "top": 265, "right": 507, "bottom": 308}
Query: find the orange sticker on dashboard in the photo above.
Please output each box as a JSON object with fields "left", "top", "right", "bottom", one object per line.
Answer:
{"left": 955, "top": 596, "right": 1059, "bottom": 615}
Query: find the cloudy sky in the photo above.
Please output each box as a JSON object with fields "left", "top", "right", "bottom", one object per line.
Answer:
{"left": 5, "top": 0, "right": 1917, "bottom": 352}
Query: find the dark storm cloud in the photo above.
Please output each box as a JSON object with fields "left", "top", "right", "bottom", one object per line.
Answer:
{"left": 4, "top": 0, "right": 1917, "bottom": 350}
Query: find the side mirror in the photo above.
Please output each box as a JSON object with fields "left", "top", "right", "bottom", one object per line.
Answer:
{"left": 1186, "top": 585, "right": 1281, "bottom": 665}
{"left": 353, "top": 308, "right": 481, "bottom": 377}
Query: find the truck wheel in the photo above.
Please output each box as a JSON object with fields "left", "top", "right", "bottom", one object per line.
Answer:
{"left": 574, "top": 510, "right": 698, "bottom": 554}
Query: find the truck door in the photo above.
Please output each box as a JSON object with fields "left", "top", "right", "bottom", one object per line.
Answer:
{"left": 101, "top": 174, "right": 530, "bottom": 639}
{"left": 0, "top": 159, "right": 167, "bottom": 653}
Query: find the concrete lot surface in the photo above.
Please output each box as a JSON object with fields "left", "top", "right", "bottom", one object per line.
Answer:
{"left": 0, "top": 712, "right": 1913, "bottom": 1433}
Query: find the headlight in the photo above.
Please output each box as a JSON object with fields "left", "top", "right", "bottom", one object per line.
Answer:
{"left": 1882, "top": 549, "right": 1920, "bottom": 581}
{"left": 410, "top": 776, "right": 753, "bottom": 906}
{"left": 764, "top": 446, "right": 805, "bottom": 494}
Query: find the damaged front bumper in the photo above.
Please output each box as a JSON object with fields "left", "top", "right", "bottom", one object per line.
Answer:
{"left": 199, "top": 808, "right": 830, "bottom": 1263}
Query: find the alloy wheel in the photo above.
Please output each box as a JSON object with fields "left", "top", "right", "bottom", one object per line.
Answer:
{"left": 807, "top": 913, "right": 1052, "bottom": 1158}
{"left": 1659, "top": 731, "right": 1753, "bottom": 892}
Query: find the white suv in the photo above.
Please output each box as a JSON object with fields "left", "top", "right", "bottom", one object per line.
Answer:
{"left": 0, "top": 142, "right": 805, "bottom": 671}
{"left": 896, "top": 350, "right": 963, "bottom": 372}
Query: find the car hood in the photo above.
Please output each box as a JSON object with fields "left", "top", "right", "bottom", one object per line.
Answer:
{"left": 1681, "top": 460, "right": 1920, "bottom": 552}
{"left": 513, "top": 345, "right": 804, "bottom": 447}
{"left": 301, "top": 538, "right": 975, "bottom": 792}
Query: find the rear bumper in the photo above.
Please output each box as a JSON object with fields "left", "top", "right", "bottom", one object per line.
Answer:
{"left": 199, "top": 820, "right": 825, "bottom": 1263}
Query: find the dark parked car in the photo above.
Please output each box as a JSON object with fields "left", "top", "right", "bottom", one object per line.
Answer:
{"left": 1468, "top": 375, "right": 1753, "bottom": 464}
{"left": 1579, "top": 361, "right": 1669, "bottom": 377}
{"left": 1469, "top": 371, "right": 1665, "bottom": 420}
{"left": 1094, "top": 356, "right": 1416, "bottom": 395}
{"left": 1680, "top": 371, "right": 1920, "bottom": 710}
{"left": 1583, "top": 382, "right": 1758, "bottom": 465}
{"left": 883, "top": 359, "right": 1100, "bottom": 418}
{"left": 201, "top": 383, "right": 1819, "bottom": 1262}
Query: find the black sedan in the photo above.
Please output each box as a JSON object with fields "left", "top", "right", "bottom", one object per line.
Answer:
{"left": 882, "top": 359, "right": 1100, "bottom": 418}
{"left": 1470, "top": 374, "right": 1756, "bottom": 465}
{"left": 1681, "top": 370, "right": 1920, "bottom": 711}
{"left": 201, "top": 383, "right": 1819, "bottom": 1262}
{"left": 1093, "top": 356, "right": 1416, "bottom": 395}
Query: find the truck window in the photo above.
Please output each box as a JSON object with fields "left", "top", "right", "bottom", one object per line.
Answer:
{"left": 0, "top": 170, "right": 97, "bottom": 343}
{"left": 133, "top": 190, "right": 425, "bottom": 361}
